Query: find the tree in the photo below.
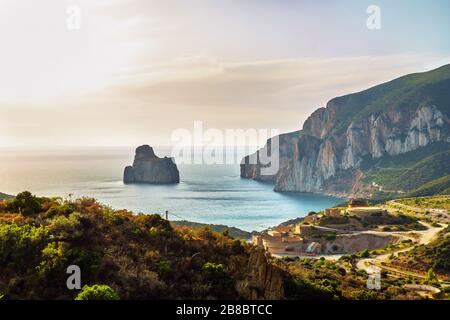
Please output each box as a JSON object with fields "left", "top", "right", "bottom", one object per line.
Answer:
{"left": 358, "top": 249, "right": 370, "bottom": 258}
{"left": 425, "top": 268, "right": 439, "bottom": 286}
{"left": 202, "top": 262, "right": 234, "bottom": 296}
{"left": 75, "top": 284, "right": 119, "bottom": 300}
{"left": 7, "top": 191, "right": 41, "bottom": 216}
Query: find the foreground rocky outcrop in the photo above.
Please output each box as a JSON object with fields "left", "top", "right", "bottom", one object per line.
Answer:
{"left": 241, "top": 64, "right": 450, "bottom": 196}
{"left": 234, "top": 249, "right": 285, "bottom": 299}
{"left": 124, "top": 145, "right": 180, "bottom": 184}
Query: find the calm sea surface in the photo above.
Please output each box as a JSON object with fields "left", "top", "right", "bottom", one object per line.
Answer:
{"left": 0, "top": 148, "right": 342, "bottom": 231}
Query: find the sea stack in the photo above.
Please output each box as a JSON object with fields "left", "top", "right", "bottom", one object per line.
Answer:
{"left": 123, "top": 145, "right": 180, "bottom": 184}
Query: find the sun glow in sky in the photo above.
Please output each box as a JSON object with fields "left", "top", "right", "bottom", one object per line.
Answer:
{"left": 0, "top": 0, "right": 449, "bottom": 147}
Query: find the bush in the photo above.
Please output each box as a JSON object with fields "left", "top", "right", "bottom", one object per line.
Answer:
{"left": 0, "top": 223, "right": 48, "bottom": 270}
{"left": 137, "top": 214, "right": 172, "bottom": 233}
{"left": 349, "top": 289, "right": 379, "bottom": 300}
{"left": 43, "top": 202, "right": 77, "bottom": 219}
{"left": 284, "top": 277, "right": 335, "bottom": 300}
{"left": 6, "top": 191, "right": 41, "bottom": 216}
{"left": 425, "top": 268, "right": 440, "bottom": 287}
{"left": 47, "top": 212, "right": 83, "bottom": 240}
{"left": 231, "top": 239, "right": 245, "bottom": 254}
{"left": 357, "top": 249, "right": 370, "bottom": 258}
{"left": 36, "top": 241, "right": 69, "bottom": 277}
{"left": 75, "top": 284, "right": 119, "bottom": 300}
{"left": 202, "top": 262, "right": 234, "bottom": 295}
{"left": 157, "top": 260, "right": 172, "bottom": 279}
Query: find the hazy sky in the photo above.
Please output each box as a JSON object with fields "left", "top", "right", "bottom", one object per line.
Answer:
{"left": 1, "top": 0, "right": 449, "bottom": 147}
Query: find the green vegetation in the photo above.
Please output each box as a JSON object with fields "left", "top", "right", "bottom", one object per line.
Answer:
{"left": 279, "top": 257, "right": 419, "bottom": 300}
{"left": 407, "top": 175, "right": 450, "bottom": 197}
{"left": 170, "top": 220, "right": 252, "bottom": 240}
{"left": 5, "top": 191, "right": 42, "bottom": 216}
{"left": 328, "top": 64, "right": 450, "bottom": 135}
{"left": 396, "top": 196, "right": 450, "bottom": 211}
{"left": 0, "top": 192, "right": 13, "bottom": 201}
{"left": 1, "top": 191, "right": 446, "bottom": 300}
{"left": 392, "top": 225, "right": 450, "bottom": 276}
{"left": 75, "top": 284, "right": 120, "bottom": 300}
{"left": 425, "top": 269, "right": 440, "bottom": 287}
{"left": 364, "top": 145, "right": 450, "bottom": 193}
{"left": 201, "top": 262, "right": 234, "bottom": 296}
{"left": 356, "top": 249, "right": 370, "bottom": 259}
{"left": 0, "top": 192, "right": 263, "bottom": 300}
{"left": 284, "top": 277, "right": 335, "bottom": 300}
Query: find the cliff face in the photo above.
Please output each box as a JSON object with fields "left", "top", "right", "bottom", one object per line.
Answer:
{"left": 124, "top": 145, "right": 180, "bottom": 184}
{"left": 241, "top": 64, "right": 450, "bottom": 196}
{"left": 234, "top": 249, "right": 285, "bottom": 299}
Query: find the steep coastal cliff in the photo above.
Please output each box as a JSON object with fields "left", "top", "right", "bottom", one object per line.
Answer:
{"left": 241, "top": 64, "right": 450, "bottom": 197}
{"left": 124, "top": 145, "right": 180, "bottom": 184}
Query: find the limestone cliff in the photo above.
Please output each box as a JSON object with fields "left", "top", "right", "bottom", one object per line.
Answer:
{"left": 124, "top": 145, "right": 180, "bottom": 184}
{"left": 241, "top": 64, "right": 450, "bottom": 196}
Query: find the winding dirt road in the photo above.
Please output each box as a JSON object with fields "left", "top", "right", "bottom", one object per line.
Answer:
{"left": 356, "top": 221, "right": 448, "bottom": 281}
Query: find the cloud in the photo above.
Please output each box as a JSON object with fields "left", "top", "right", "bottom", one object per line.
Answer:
{"left": 2, "top": 53, "right": 449, "bottom": 147}
{"left": 113, "top": 53, "right": 450, "bottom": 114}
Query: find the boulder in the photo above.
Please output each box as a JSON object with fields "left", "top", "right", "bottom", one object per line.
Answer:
{"left": 123, "top": 145, "right": 180, "bottom": 184}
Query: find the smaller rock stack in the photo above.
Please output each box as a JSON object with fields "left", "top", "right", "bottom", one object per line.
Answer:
{"left": 123, "top": 145, "right": 180, "bottom": 184}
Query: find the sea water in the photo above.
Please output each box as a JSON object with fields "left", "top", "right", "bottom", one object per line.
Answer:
{"left": 0, "top": 147, "right": 342, "bottom": 231}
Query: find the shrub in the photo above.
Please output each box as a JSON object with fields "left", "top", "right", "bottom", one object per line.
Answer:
{"left": 231, "top": 239, "right": 245, "bottom": 254}
{"left": 425, "top": 268, "right": 440, "bottom": 287}
{"left": 349, "top": 289, "right": 379, "bottom": 300}
{"left": 37, "top": 241, "right": 69, "bottom": 277}
{"left": 43, "top": 202, "right": 77, "bottom": 219}
{"left": 6, "top": 191, "right": 41, "bottom": 216}
{"left": 357, "top": 249, "right": 370, "bottom": 258}
{"left": 284, "top": 277, "right": 335, "bottom": 300}
{"left": 137, "top": 214, "right": 172, "bottom": 233}
{"left": 75, "top": 284, "right": 119, "bottom": 300}
{"left": 202, "top": 262, "right": 233, "bottom": 294}
{"left": 0, "top": 223, "right": 48, "bottom": 270}
{"left": 47, "top": 212, "right": 83, "bottom": 240}
{"left": 157, "top": 260, "right": 172, "bottom": 279}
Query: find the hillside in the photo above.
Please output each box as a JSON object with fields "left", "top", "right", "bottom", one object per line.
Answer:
{"left": 325, "top": 64, "right": 450, "bottom": 134}
{"left": 0, "top": 191, "right": 419, "bottom": 300}
{"left": 407, "top": 175, "right": 450, "bottom": 197}
{"left": 389, "top": 225, "right": 450, "bottom": 277}
{"left": 241, "top": 64, "right": 450, "bottom": 197}
{"left": 170, "top": 220, "right": 252, "bottom": 240}
{"left": 364, "top": 144, "right": 450, "bottom": 192}
{"left": 0, "top": 192, "right": 13, "bottom": 201}
{"left": 0, "top": 192, "right": 284, "bottom": 300}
